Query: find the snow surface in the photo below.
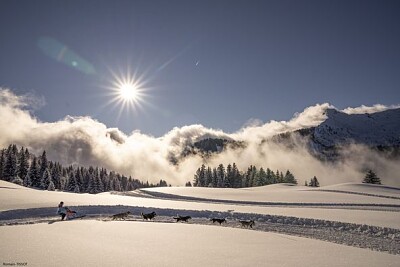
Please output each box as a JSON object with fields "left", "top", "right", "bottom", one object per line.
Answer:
{"left": 1, "top": 181, "right": 400, "bottom": 229}
{"left": 1, "top": 221, "right": 399, "bottom": 267}
{"left": 1, "top": 180, "right": 400, "bottom": 266}
{"left": 314, "top": 108, "right": 400, "bottom": 147}
{"left": 143, "top": 183, "right": 400, "bottom": 204}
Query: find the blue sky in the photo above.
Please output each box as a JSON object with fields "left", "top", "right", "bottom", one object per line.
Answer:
{"left": 1, "top": 0, "right": 399, "bottom": 137}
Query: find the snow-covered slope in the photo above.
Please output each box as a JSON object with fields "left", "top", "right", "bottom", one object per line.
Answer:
{"left": 313, "top": 108, "right": 400, "bottom": 148}
{"left": 2, "top": 221, "right": 399, "bottom": 267}
{"left": 1, "top": 181, "right": 399, "bottom": 229}
{"left": 1, "top": 181, "right": 400, "bottom": 265}
{"left": 143, "top": 183, "right": 400, "bottom": 204}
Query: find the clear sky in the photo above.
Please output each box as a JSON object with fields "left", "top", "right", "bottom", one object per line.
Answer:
{"left": 0, "top": 0, "right": 399, "bottom": 137}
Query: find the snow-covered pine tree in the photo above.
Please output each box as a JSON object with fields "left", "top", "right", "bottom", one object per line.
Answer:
{"left": 73, "top": 184, "right": 80, "bottom": 193}
{"left": 47, "top": 180, "right": 56, "bottom": 191}
{"left": 39, "top": 151, "right": 48, "bottom": 180}
{"left": 3, "top": 145, "right": 17, "bottom": 181}
{"left": 193, "top": 167, "right": 201, "bottom": 187}
{"left": 0, "top": 149, "right": 5, "bottom": 179}
{"left": 29, "top": 156, "right": 41, "bottom": 188}
{"left": 87, "top": 173, "right": 96, "bottom": 193}
{"left": 40, "top": 169, "right": 52, "bottom": 190}
{"left": 255, "top": 167, "right": 267, "bottom": 186}
{"left": 249, "top": 166, "right": 257, "bottom": 187}
{"left": 67, "top": 171, "right": 77, "bottom": 192}
{"left": 17, "top": 147, "right": 29, "bottom": 180}
{"left": 205, "top": 166, "right": 213, "bottom": 187}
{"left": 75, "top": 168, "right": 83, "bottom": 189}
{"left": 114, "top": 178, "right": 122, "bottom": 191}
{"left": 199, "top": 164, "right": 206, "bottom": 187}
{"left": 283, "top": 170, "right": 297, "bottom": 184}
{"left": 225, "top": 164, "right": 233, "bottom": 188}
{"left": 231, "top": 163, "right": 241, "bottom": 188}
{"left": 216, "top": 164, "right": 225, "bottom": 188}
{"left": 266, "top": 168, "right": 275, "bottom": 185}
{"left": 363, "top": 170, "right": 381, "bottom": 185}
{"left": 309, "top": 176, "right": 320, "bottom": 187}
{"left": 23, "top": 172, "right": 32, "bottom": 187}
{"left": 51, "top": 163, "right": 62, "bottom": 190}
{"left": 212, "top": 168, "right": 218, "bottom": 187}
{"left": 94, "top": 172, "right": 104, "bottom": 193}
{"left": 60, "top": 176, "right": 68, "bottom": 191}
{"left": 11, "top": 176, "right": 23, "bottom": 185}
{"left": 120, "top": 174, "right": 128, "bottom": 191}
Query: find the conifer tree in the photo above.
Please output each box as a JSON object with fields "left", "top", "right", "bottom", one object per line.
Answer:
{"left": 67, "top": 171, "right": 77, "bottom": 192}
{"left": 29, "top": 156, "right": 41, "bottom": 188}
{"left": 363, "top": 170, "right": 381, "bottom": 185}
{"left": 309, "top": 176, "right": 320, "bottom": 187}
{"left": 212, "top": 168, "right": 218, "bottom": 187}
{"left": 39, "top": 151, "right": 48, "bottom": 179}
{"left": 205, "top": 167, "right": 213, "bottom": 187}
{"left": 41, "top": 169, "right": 52, "bottom": 189}
{"left": 23, "top": 173, "right": 32, "bottom": 187}
{"left": 73, "top": 184, "right": 80, "bottom": 193}
{"left": 47, "top": 180, "right": 56, "bottom": 191}
{"left": 17, "top": 147, "right": 29, "bottom": 180}
{"left": 216, "top": 164, "right": 225, "bottom": 188}
{"left": 231, "top": 163, "right": 241, "bottom": 188}
{"left": 11, "top": 176, "right": 23, "bottom": 185}
{"left": 283, "top": 170, "right": 297, "bottom": 184}
{"left": 0, "top": 149, "right": 5, "bottom": 179}
{"left": 255, "top": 167, "right": 267, "bottom": 186}
{"left": 3, "top": 146, "right": 17, "bottom": 181}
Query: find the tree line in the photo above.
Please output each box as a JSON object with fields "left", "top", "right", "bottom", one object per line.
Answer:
{"left": 0, "top": 144, "right": 168, "bottom": 193}
{"left": 191, "top": 163, "right": 298, "bottom": 188}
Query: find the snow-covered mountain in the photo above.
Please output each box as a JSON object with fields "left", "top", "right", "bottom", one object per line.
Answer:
{"left": 314, "top": 108, "right": 400, "bottom": 148}
{"left": 181, "top": 108, "right": 400, "bottom": 162}
{"left": 296, "top": 108, "right": 400, "bottom": 160}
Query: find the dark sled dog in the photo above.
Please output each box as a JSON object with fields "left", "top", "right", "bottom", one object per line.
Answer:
{"left": 210, "top": 218, "right": 226, "bottom": 225}
{"left": 239, "top": 220, "right": 255, "bottom": 228}
{"left": 141, "top": 211, "right": 157, "bottom": 221}
{"left": 173, "top": 215, "right": 192, "bottom": 222}
{"left": 111, "top": 211, "right": 131, "bottom": 220}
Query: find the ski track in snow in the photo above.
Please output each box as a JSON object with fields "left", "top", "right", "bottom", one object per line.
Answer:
{"left": 121, "top": 190, "right": 400, "bottom": 211}
{"left": 1, "top": 204, "right": 399, "bottom": 255}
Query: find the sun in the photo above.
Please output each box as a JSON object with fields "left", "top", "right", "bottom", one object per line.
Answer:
{"left": 103, "top": 67, "right": 149, "bottom": 118}
{"left": 119, "top": 83, "right": 139, "bottom": 101}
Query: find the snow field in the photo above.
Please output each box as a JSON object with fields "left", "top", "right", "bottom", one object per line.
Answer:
{"left": 1, "top": 221, "right": 399, "bottom": 267}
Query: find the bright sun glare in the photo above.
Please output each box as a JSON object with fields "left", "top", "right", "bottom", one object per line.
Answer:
{"left": 104, "top": 67, "right": 148, "bottom": 118}
{"left": 119, "top": 83, "right": 139, "bottom": 101}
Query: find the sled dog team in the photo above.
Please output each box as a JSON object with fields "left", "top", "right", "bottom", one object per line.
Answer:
{"left": 58, "top": 201, "right": 255, "bottom": 228}
{"left": 112, "top": 211, "right": 255, "bottom": 228}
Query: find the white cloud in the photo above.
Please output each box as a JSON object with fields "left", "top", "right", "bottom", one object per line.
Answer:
{"left": 0, "top": 88, "right": 399, "bottom": 186}
{"left": 342, "top": 104, "right": 400, "bottom": 114}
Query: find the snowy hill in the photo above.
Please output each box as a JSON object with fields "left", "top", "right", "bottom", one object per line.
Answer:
{"left": 1, "top": 180, "right": 400, "bottom": 265}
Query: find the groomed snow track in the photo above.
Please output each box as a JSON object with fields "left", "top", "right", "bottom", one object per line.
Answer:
{"left": 1, "top": 205, "right": 399, "bottom": 255}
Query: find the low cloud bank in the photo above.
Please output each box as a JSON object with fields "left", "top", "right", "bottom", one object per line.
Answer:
{"left": 0, "top": 88, "right": 399, "bottom": 186}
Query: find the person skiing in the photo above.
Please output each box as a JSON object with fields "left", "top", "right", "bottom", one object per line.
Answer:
{"left": 57, "top": 201, "right": 76, "bottom": 220}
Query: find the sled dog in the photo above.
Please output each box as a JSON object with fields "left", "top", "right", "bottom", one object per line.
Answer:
{"left": 141, "top": 211, "right": 157, "bottom": 220}
{"left": 210, "top": 218, "right": 226, "bottom": 225}
{"left": 239, "top": 220, "right": 255, "bottom": 228}
{"left": 173, "top": 215, "right": 192, "bottom": 222}
{"left": 111, "top": 211, "right": 131, "bottom": 220}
